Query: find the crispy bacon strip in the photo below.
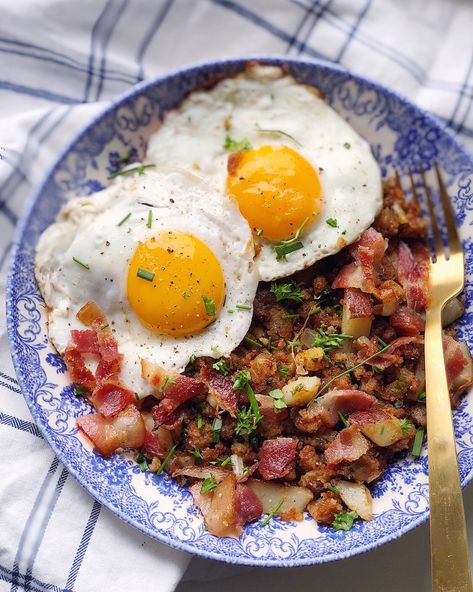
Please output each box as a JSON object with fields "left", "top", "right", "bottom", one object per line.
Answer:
{"left": 344, "top": 287, "right": 373, "bottom": 318}
{"left": 324, "top": 426, "right": 370, "bottom": 467}
{"left": 142, "top": 429, "right": 167, "bottom": 458}
{"left": 64, "top": 347, "right": 96, "bottom": 391}
{"left": 258, "top": 437, "right": 297, "bottom": 480}
{"left": 443, "top": 333, "right": 473, "bottom": 403}
{"left": 366, "top": 336, "right": 420, "bottom": 369}
{"left": 236, "top": 483, "right": 263, "bottom": 524}
{"left": 77, "top": 404, "right": 145, "bottom": 457}
{"left": 396, "top": 241, "right": 430, "bottom": 311}
{"left": 91, "top": 380, "right": 136, "bottom": 418}
{"left": 390, "top": 305, "right": 425, "bottom": 336}
{"left": 308, "top": 389, "right": 377, "bottom": 428}
{"left": 349, "top": 409, "right": 391, "bottom": 426}
{"left": 256, "top": 394, "right": 288, "bottom": 427}
{"left": 200, "top": 366, "right": 238, "bottom": 416}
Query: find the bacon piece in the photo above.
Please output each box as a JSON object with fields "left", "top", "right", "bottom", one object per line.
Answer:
{"left": 64, "top": 347, "right": 96, "bottom": 392}
{"left": 77, "top": 404, "right": 145, "bottom": 457}
{"left": 349, "top": 409, "right": 391, "bottom": 426}
{"left": 76, "top": 301, "right": 121, "bottom": 362}
{"left": 256, "top": 394, "right": 288, "bottom": 427}
{"left": 333, "top": 228, "right": 386, "bottom": 294}
{"left": 309, "top": 389, "right": 377, "bottom": 428}
{"left": 344, "top": 287, "right": 373, "bottom": 318}
{"left": 443, "top": 333, "right": 473, "bottom": 403}
{"left": 70, "top": 329, "right": 99, "bottom": 354}
{"left": 91, "top": 381, "right": 136, "bottom": 418}
{"left": 142, "top": 429, "right": 167, "bottom": 458}
{"left": 396, "top": 241, "right": 430, "bottom": 311}
{"left": 236, "top": 483, "right": 263, "bottom": 525}
{"left": 258, "top": 437, "right": 297, "bottom": 480}
{"left": 200, "top": 366, "right": 238, "bottom": 416}
{"left": 390, "top": 305, "right": 425, "bottom": 336}
{"left": 206, "top": 474, "right": 241, "bottom": 537}
{"left": 367, "top": 336, "right": 420, "bottom": 369}
{"left": 324, "top": 426, "right": 370, "bottom": 467}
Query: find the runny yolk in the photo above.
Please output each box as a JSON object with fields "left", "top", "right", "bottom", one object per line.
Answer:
{"left": 226, "top": 145, "right": 322, "bottom": 241}
{"left": 127, "top": 231, "right": 225, "bottom": 337}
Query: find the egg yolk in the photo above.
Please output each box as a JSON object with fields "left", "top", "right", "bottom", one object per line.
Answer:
{"left": 127, "top": 231, "right": 225, "bottom": 337}
{"left": 226, "top": 145, "right": 322, "bottom": 241}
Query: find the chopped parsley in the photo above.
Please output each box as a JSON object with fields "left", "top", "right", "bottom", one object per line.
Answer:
{"left": 272, "top": 217, "right": 309, "bottom": 261}
{"left": 244, "top": 336, "right": 263, "bottom": 349}
{"left": 399, "top": 418, "right": 413, "bottom": 434}
{"left": 417, "top": 391, "right": 426, "bottom": 402}
{"left": 333, "top": 510, "right": 358, "bottom": 531}
{"left": 155, "top": 444, "right": 177, "bottom": 476}
{"left": 201, "top": 476, "right": 218, "bottom": 494}
{"left": 212, "top": 417, "right": 223, "bottom": 444}
{"left": 117, "top": 212, "right": 131, "bottom": 227}
{"left": 262, "top": 498, "right": 285, "bottom": 526}
{"left": 72, "top": 256, "right": 90, "bottom": 270}
{"left": 277, "top": 364, "right": 290, "bottom": 378}
{"left": 311, "top": 327, "right": 354, "bottom": 354}
{"left": 255, "top": 123, "right": 301, "bottom": 146}
{"left": 269, "top": 388, "right": 287, "bottom": 410}
{"left": 202, "top": 295, "right": 216, "bottom": 316}
{"left": 136, "top": 453, "right": 148, "bottom": 472}
{"left": 137, "top": 268, "right": 155, "bottom": 282}
{"left": 73, "top": 385, "right": 87, "bottom": 397}
{"left": 235, "top": 405, "right": 259, "bottom": 436}
{"left": 233, "top": 370, "right": 262, "bottom": 428}
{"left": 309, "top": 305, "right": 321, "bottom": 315}
{"left": 325, "top": 484, "right": 340, "bottom": 495}
{"left": 211, "top": 345, "right": 221, "bottom": 356}
{"left": 197, "top": 414, "right": 203, "bottom": 430}
{"left": 190, "top": 447, "right": 203, "bottom": 462}
{"left": 161, "top": 375, "right": 177, "bottom": 392}
{"left": 286, "top": 338, "right": 302, "bottom": 352}
{"left": 146, "top": 209, "right": 153, "bottom": 228}
{"left": 270, "top": 281, "right": 305, "bottom": 303}
{"left": 343, "top": 142, "right": 351, "bottom": 150}
{"left": 412, "top": 428, "right": 424, "bottom": 458}
{"left": 212, "top": 359, "right": 231, "bottom": 376}
{"left": 326, "top": 218, "right": 338, "bottom": 228}
{"left": 338, "top": 411, "right": 350, "bottom": 428}
{"left": 108, "top": 163, "right": 156, "bottom": 179}
{"left": 223, "top": 134, "right": 252, "bottom": 152}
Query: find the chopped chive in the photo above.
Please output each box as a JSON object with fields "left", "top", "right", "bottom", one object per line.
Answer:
{"left": 256, "top": 228, "right": 263, "bottom": 236}
{"left": 221, "top": 456, "right": 231, "bottom": 467}
{"left": 146, "top": 209, "right": 153, "bottom": 228}
{"left": 343, "top": 142, "right": 351, "bottom": 150}
{"left": 202, "top": 295, "right": 216, "bottom": 316}
{"left": 338, "top": 412, "right": 350, "bottom": 428}
{"left": 212, "top": 359, "right": 231, "bottom": 376}
{"left": 326, "top": 218, "right": 338, "bottom": 228}
{"left": 244, "top": 336, "right": 263, "bottom": 349}
{"left": 136, "top": 453, "right": 148, "bottom": 472}
{"left": 201, "top": 476, "right": 218, "bottom": 494}
{"left": 372, "top": 365, "right": 383, "bottom": 373}
{"left": 255, "top": 123, "right": 301, "bottom": 146}
{"left": 74, "top": 385, "right": 87, "bottom": 397}
{"left": 117, "top": 212, "right": 131, "bottom": 227}
{"left": 399, "top": 418, "right": 413, "bottom": 434}
{"left": 197, "top": 414, "right": 203, "bottom": 430}
{"left": 72, "top": 256, "right": 90, "bottom": 270}
{"left": 277, "top": 364, "right": 290, "bottom": 377}
{"left": 108, "top": 163, "right": 156, "bottom": 179}
{"left": 101, "top": 324, "right": 109, "bottom": 330}
{"left": 227, "top": 309, "right": 234, "bottom": 314}
{"left": 137, "top": 268, "right": 155, "bottom": 282}
{"left": 282, "top": 313, "right": 300, "bottom": 319}
{"left": 262, "top": 498, "right": 285, "bottom": 526}
{"left": 325, "top": 484, "right": 340, "bottom": 495}
{"left": 412, "top": 428, "right": 424, "bottom": 458}
{"left": 309, "top": 305, "right": 321, "bottom": 315}
{"left": 212, "top": 417, "right": 222, "bottom": 444}
{"left": 417, "top": 391, "right": 426, "bottom": 402}
{"left": 236, "top": 304, "right": 251, "bottom": 311}
{"left": 272, "top": 217, "right": 309, "bottom": 262}
{"left": 155, "top": 444, "right": 177, "bottom": 475}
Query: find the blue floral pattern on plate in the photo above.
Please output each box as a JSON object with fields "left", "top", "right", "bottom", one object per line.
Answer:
{"left": 6, "top": 56, "right": 473, "bottom": 567}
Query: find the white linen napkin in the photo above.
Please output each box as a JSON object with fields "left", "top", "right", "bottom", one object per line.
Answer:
{"left": 1, "top": 2, "right": 472, "bottom": 591}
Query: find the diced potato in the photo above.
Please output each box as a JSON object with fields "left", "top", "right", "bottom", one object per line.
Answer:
{"left": 359, "top": 417, "right": 405, "bottom": 446}
{"left": 247, "top": 479, "right": 313, "bottom": 514}
{"left": 451, "top": 341, "right": 473, "bottom": 393}
{"left": 156, "top": 426, "right": 174, "bottom": 451}
{"left": 334, "top": 479, "right": 373, "bottom": 520}
{"left": 341, "top": 300, "right": 372, "bottom": 338}
{"left": 281, "top": 376, "right": 321, "bottom": 407}
{"left": 442, "top": 297, "right": 464, "bottom": 328}
{"left": 295, "top": 347, "right": 324, "bottom": 375}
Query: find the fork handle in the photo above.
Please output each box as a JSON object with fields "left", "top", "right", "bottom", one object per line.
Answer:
{"left": 425, "top": 306, "right": 472, "bottom": 592}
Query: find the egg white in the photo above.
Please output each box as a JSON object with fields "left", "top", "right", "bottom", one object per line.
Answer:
{"left": 147, "top": 64, "right": 383, "bottom": 281}
{"left": 35, "top": 168, "right": 258, "bottom": 396}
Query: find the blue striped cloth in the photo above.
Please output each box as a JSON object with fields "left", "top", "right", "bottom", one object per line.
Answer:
{"left": 1, "top": 2, "right": 473, "bottom": 591}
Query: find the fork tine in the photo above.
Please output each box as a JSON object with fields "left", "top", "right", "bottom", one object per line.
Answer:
{"left": 407, "top": 167, "right": 421, "bottom": 208}
{"left": 417, "top": 164, "right": 444, "bottom": 259}
{"left": 434, "top": 162, "right": 462, "bottom": 254}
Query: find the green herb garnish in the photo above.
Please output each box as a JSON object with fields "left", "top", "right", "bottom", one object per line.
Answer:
{"left": 137, "top": 268, "right": 155, "bottom": 282}
{"left": 286, "top": 338, "right": 302, "bottom": 352}
{"left": 72, "top": 256, "right": 90, "bottom": 270}
{"left": 117, "top": 212, "right": 131, "bottom": 227}
{"left": 146, "top": 209, "right": 153, "bottom": 229}
{"left": 136, "top": 453, "right": 148, "bottom": 472}
{"left": 311, "top": 327, "right": 354, "bottom": 354}
{"left": 155, "top": 444, "right": 177, "bottom": 476}
{"left": 333, "top": 510, "right": 358, "bottom": 531}
{"left": 236, "top": 304, "right": 251, "bottom": 311}
{"left": 338, "top": 412, "right": 350, "bottom": 428}
{"left": 74, "top": 385, "right": 87, "bottom": 397}
{"left": 262, "top": 498, "right": 285, "bottom": 526}
{"left": 221, "top": 456, "right": 231, "bottom": 467}
{"left": 326, "top": 218, "right": 338, "bottom": 228}
{"left": 269, "top": 388, "right": 287, "bottom": 410}
{"left": 277, "top": 364, "right": 290, "bottom": 378}
{"left": 417, "top": 391, "right": 426, "bottom": 402}
{"left": 161, "top": 375, "right": 177, "bottom": 392}
{"left": 412, "top": 428, "right": 424, "bottom": 458}
{"left": 202, "top": 295, "right": 216, "bottom": 316}
{"left": 255, "top": 123, "right": 301, "bottom": 146}
{"left": 270, "top": 281, "right": 305, "bottom": 303}
{"left": 197, "top": 414, "right": 203, "bottom": 430}
{"left": 223, "top": 135, "right": 252, "bottom": 152}
{"left": 256, "top": 228, "right": 263, "bottom": 236}
{"left": 325, "top": 484, "right": 340, "bottom": 495}
{"left": 201, "top": 476, "right": 218, "bottom": 494}
{"left": 343, "top": 142, "right": 351, "bottom": 150}
{"left": 108, "top": 163, "right": 156, "bottom": 179}
{"left": 399, "top": 418, "right": 413, "bottom": 434}
{"left": 272, "top": 217, "right": 309, "bottom": 261}
{"left": 244, "top": 336, "right": 263, "bottom": 349}
{"left": 212, "top": 359, "right": 230, "bottom": 376}
{"left": 212, "top": 417, "right": 223, "bottom": 444}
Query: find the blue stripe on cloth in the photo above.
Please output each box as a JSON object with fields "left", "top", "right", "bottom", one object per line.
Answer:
{"left": 285, "top": 0, "right": 318, "bottom": 53}
{"left": 335, "top": 0, "right": 372, "bottom": 62}
{"left": 22, "top": 468, "right": 69, "bottom": 592}
{"left": 0, "top": 202, "right": 18, "bottom": 225}
{"left": 0, "top": 564, "right": 72, "bottom": 592}
{"left": 295, "top": 0, "right": 333, "bottom": 55}
{"left": 65, "top": 501, "right": 101, "bottom": 590}
{"left": 10, "top": 458, "right": 60, "bottom": 592}
{"left": 210, "top": 0, "right": 328, "bottom": 60}
{"left": 0, "top": 80, "right": 77, "bottom": 105}
{"left": 447, "top": 50, "right": 473, "bottom": 130}
{"left": 94, "top": 0, "right": 128, "bottom": 101}
{"left": 0, "top": 371, "right": 18, "bottom": 385}
{"left": 0, "top": 379, "right": 22, "bottom": 394}
{"left": 136, "top": 0, "right": 174, "bottom": 82}
{"left": 0, "top": 412, "right": 43, "bottom": 438}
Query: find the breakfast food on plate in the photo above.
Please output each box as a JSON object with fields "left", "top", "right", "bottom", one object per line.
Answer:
{"left": 35, "top": 64, "right": 473, "bottom": 538}
{"left": 147, "top": 65, "right": 382, "bottom": 281}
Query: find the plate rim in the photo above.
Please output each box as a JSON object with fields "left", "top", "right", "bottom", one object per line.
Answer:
{"left": 6, "top": 54, "right": 473, "bottom": 567}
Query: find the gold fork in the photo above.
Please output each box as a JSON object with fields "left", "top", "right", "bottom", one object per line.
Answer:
{"left": 407, "top": 163, "right": 472, "bottom": 592}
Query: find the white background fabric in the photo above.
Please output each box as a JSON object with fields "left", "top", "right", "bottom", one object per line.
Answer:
{"left": 1, "top": 1, "right": 473, "bottom": 591}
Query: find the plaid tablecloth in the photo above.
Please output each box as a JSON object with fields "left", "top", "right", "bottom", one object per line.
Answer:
{"left": 1, "top": 2, "right": 473, "bottom": 591}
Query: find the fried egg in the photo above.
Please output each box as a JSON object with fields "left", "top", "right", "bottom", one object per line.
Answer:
{"left": 147, "top": 64, "right": 383, "bottom": 281}
{"left": 35, "top": 168, "right": 258, "bottom": 396}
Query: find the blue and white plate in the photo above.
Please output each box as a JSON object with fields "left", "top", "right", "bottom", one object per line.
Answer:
{"left": 7, "top": 57, "right": 473, "bottom": 567}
